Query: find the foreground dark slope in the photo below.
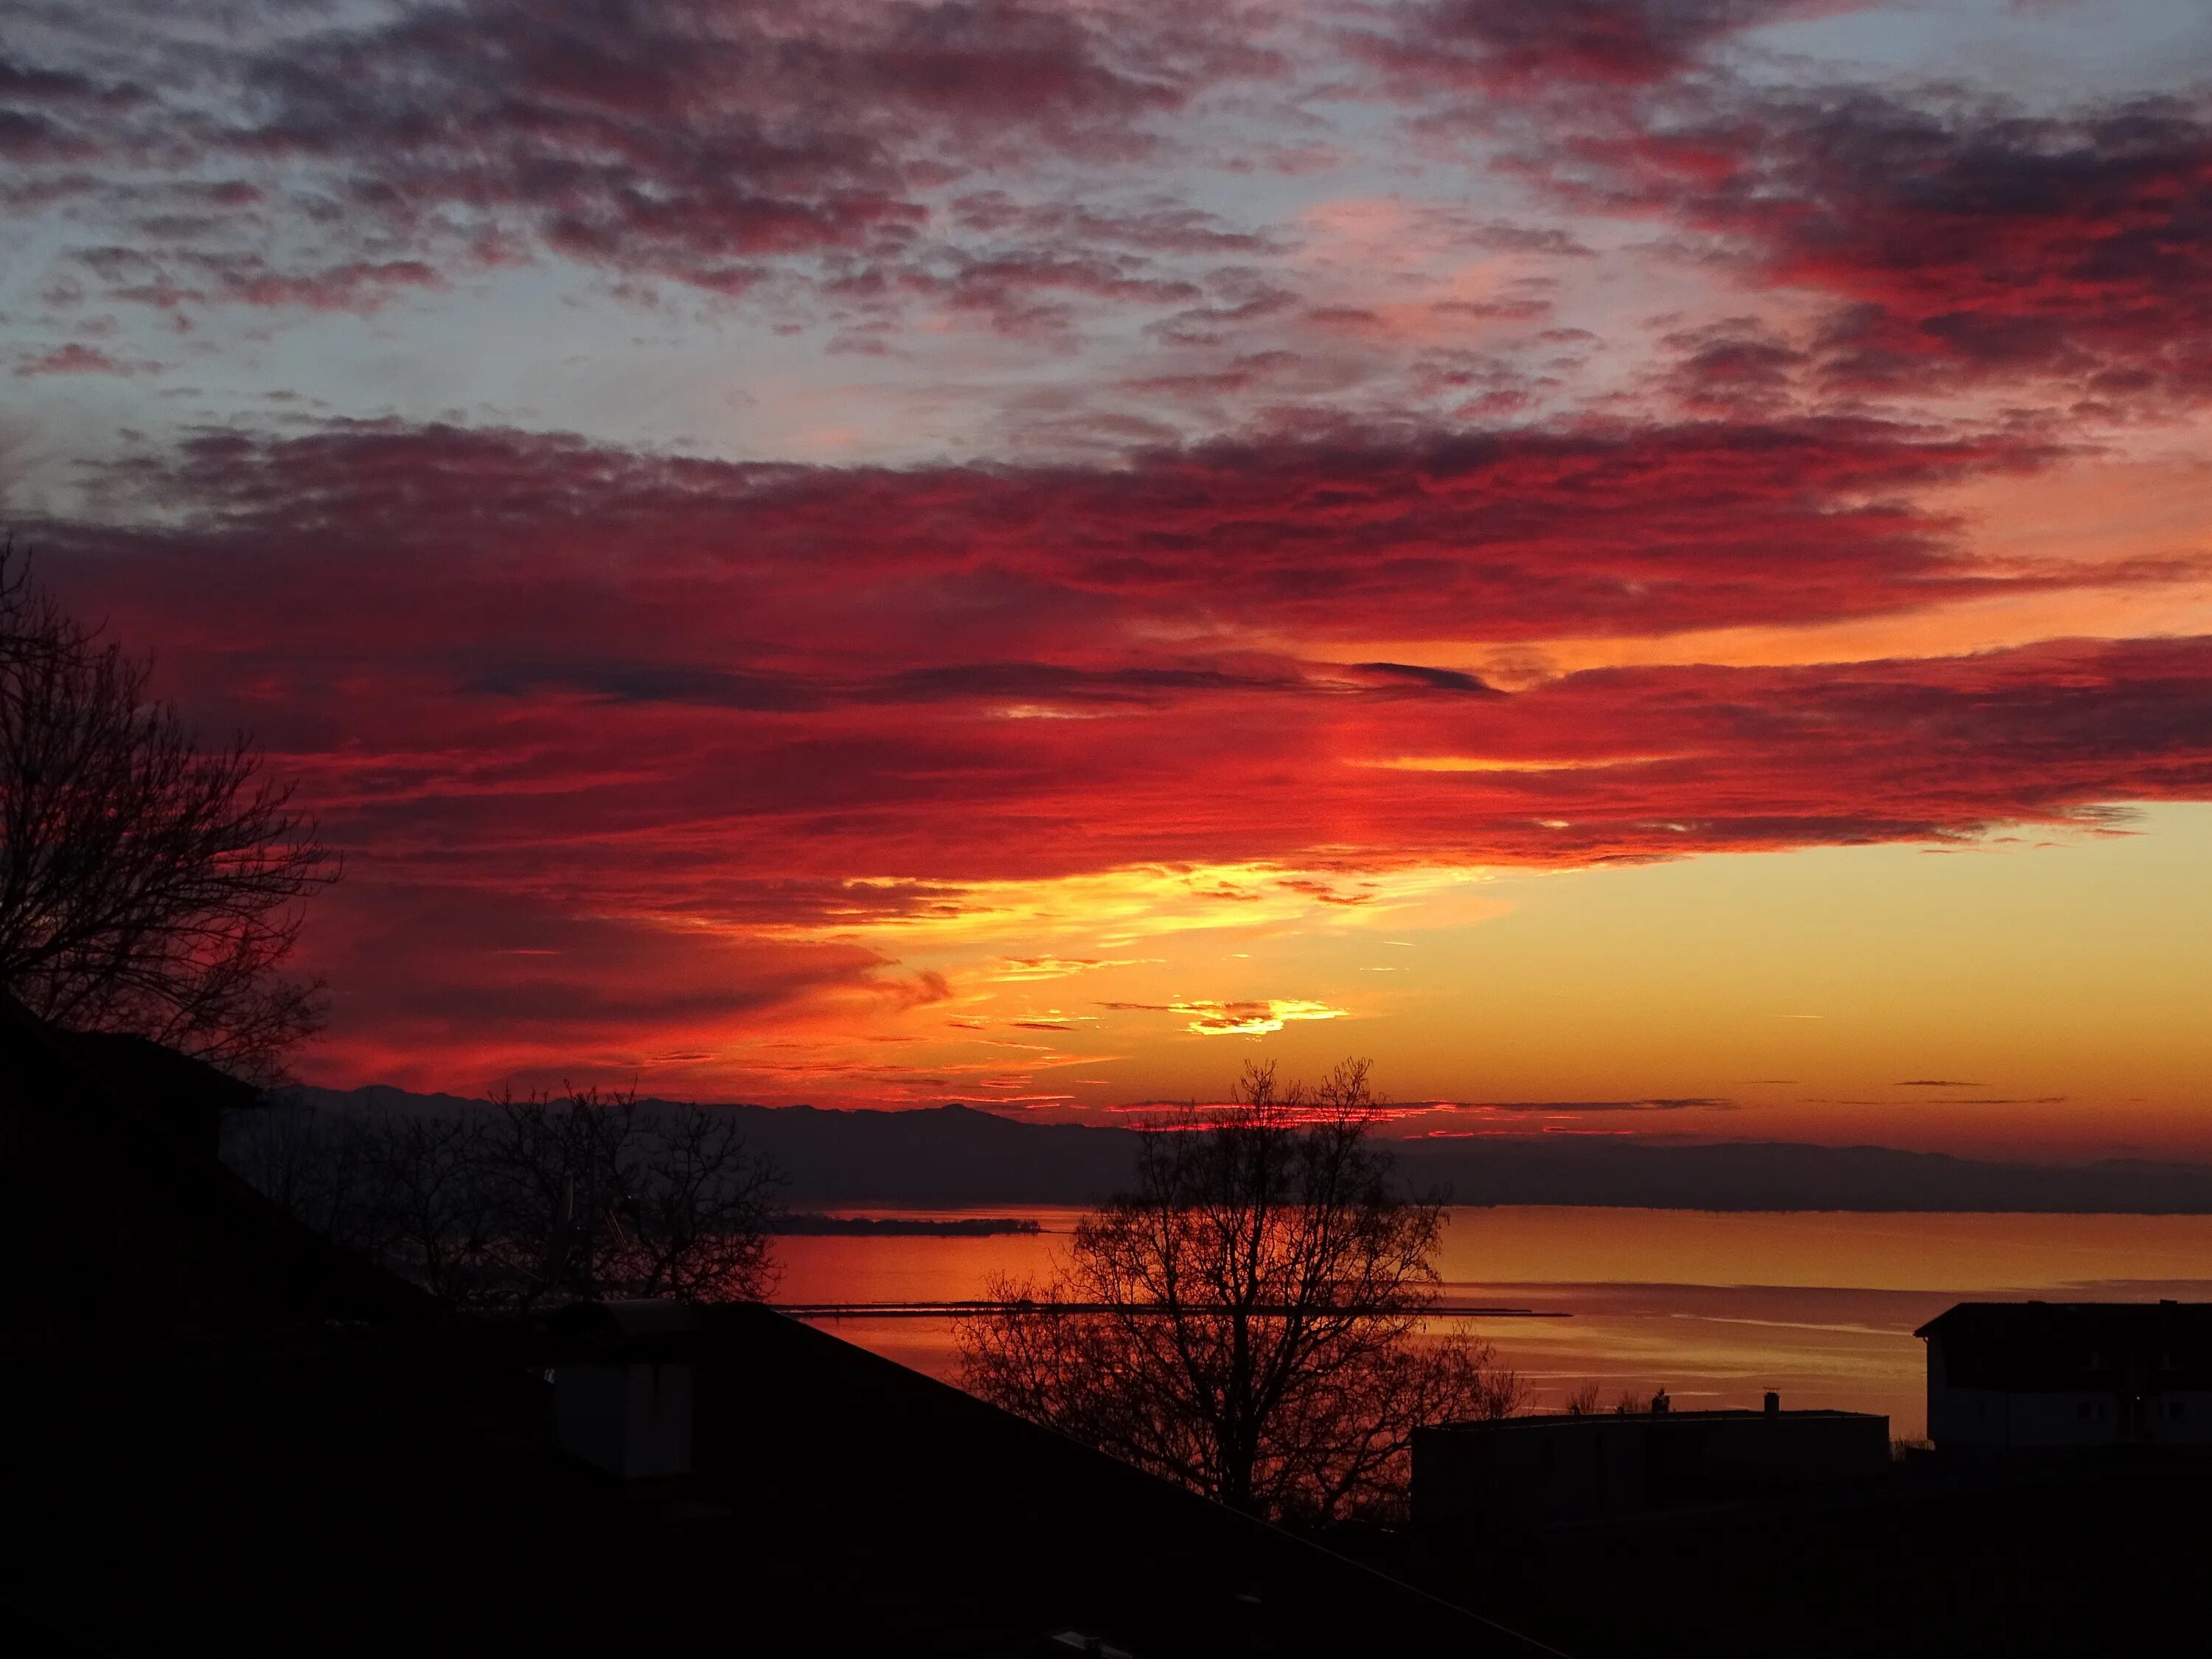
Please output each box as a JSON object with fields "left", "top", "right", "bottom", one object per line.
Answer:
{"left": 289, "top": 1088, "right": 2212, "bottom": 1212}
{"left": 3, "top": 993, "right": 1548, "bottom": 1659}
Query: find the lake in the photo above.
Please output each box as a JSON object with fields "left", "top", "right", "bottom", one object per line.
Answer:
{"left": 773, "top": 1206, "right": 2212, "bottom": 1439}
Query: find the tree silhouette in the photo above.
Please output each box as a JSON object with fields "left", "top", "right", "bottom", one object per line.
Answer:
{"left": 484, "top": 1087, "right": 782, "bottom": 1307}
{"left": 957, "top": 1059, "right": 1520, "bottom": 1525}
{"left": 0, "top": 543, "right": 334, "bottom": 1077}
{"left": 225, "top": 1085, "right": 783, "bottom": 1307}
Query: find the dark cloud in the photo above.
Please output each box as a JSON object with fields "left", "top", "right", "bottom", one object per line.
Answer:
{"left": 3, "top": 1, "right": 1279, "bottom": 320}
{"left": 1349, "top": 662, "right": 1502, "bottom": 696}
{"left": 1273, "top": 878, "right": 1376, "bottom": 906}
{"left": 51, "top": 414, "right": 2081, "bottom": 658}
{"left": 474, "top": 657, "right": 1344, "bottom": 711}
{"left": 66, "top": 246, "right": 448, "bottom": 313}
{"left": 293, "top": 877, "right": 913, "bottom": 1082}
{"left": 20, "top": 416, "right": 2212, "bottom": 911}
{"left": 1357, "top": 1, "right": 1855, "bottom": 93}
{"left": 13, "top": 341, "right": 163, "bottom": 377}
{"left": 947, "top": 193, "right": 1287, "bottom": 257}
{"left": 1660, "top": 317, "right": 1809, "bottom": 414}
{"left": 867, "top": 250, "right": 1206, "bottom": 341}
{"left": 1827, "top": 1095, "right": 2068, "bottom": 1105}
{"left": 15, "top": 0, "right": 2200, "bottom": 422}
{"left": 1528, "top": 83, "right": 2212, "bottom": 403}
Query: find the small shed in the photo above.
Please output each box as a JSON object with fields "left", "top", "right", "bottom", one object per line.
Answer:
{"left": 543, "top": 1299, "right": 705, "bottom": 1480}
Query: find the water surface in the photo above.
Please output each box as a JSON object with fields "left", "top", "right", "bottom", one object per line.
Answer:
{"left": 774, "top": 1206, "right": 2212, "bottom": 1439}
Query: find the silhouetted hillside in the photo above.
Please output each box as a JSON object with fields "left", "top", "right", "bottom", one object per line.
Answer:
{"left": 281, "top": 1087, "right": 2212, "bottom": 1213}
{"left": 1396, "top": 1138, "right": 2212, "bottom": 1214}
{"left": 283, "top": 1090, "right": 1144, "bottom": 1203}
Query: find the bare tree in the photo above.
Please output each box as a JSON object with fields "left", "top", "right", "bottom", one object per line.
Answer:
{"left": 370, "top": 1113, "right": 504, "bottom": 1304}
{"left": 479, "top": 1087, "right": 784, "bottom": 1306}
{"left": 479, "top": 1088, "right": 634, "bottom": 1307}
{"left": 0, "top": 543, "right": 335, "bottom": 1078}
{"left": 601, "top": 1102, "right": 780, "bottom": 1301}
{"left": 229, "top": 1086, "right": 783, "bottom": 1310}
{"left": 957, "top": 1060, "right": 1520, "bottom": 1526}
{"left": 222, "top": 1103, "right": 500, "bottom": 1301}
{"left": 224, "top": 1099, "right": 389, "bottom": 1251}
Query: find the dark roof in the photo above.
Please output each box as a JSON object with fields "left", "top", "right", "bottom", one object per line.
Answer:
{"left": 0, "top": 993, "right": 1556, "bottom": 1656}
{"left": 6, "top": 1304, "right": 1559, "bottom": 1659}
{"left": 1915, "top": 1300, "right": 2212, "bottom": 1340}
{"left": 70, "top": 1026, "right": 260, "bottom": 1152}
{"left": 1916, "top": 1301, "right": 2212, "bottom": 1392}
{"left": 543, "top": 1294, "right": 711, "bottom": 1361}
{"left": 0, "top": 989, "right": 431, "bottom": 1340}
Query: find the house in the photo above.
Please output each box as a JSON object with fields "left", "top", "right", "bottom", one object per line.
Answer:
{"left": 1413, "top": 1394, "right": 1891, "bottom": 1534}
{"left": 0, "top": 988, "right": 431, "bottom": 1339}
{"left": 1918, "top": 1301, "right": 2212, "bottom": 1453}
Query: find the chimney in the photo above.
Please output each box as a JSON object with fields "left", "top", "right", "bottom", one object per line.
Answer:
{"left": 1764, "top": 1391, "right": 1780, "bottom": 1416}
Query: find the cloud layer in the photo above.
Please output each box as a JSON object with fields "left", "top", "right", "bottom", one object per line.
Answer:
{"left": 9, "top": 1, "right": 2212, "bottom": 1105}
{"left": 1523, "top": 83, "right": 2212, "bottom": 404}
{"left": 11, "top": 0, "right": 2209, "bottom": 422}
{"left": 32, "top": 419, "right": 2212, "bottom": 911}
{"left": 4, "top": 0, "right": 1279, "bottom": 335}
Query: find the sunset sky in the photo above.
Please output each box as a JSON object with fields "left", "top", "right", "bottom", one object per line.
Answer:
{"left": 5, "top": 0, "right": 2210, "bottom": 1155}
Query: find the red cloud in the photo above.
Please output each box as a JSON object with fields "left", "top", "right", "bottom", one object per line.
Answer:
{"left": 54, "top": 414, "right": 2082, "bottom": 661}
{"left": 6, "top": 1, "right": 1277, "bottom": 315}
{"left": 17, "top": 0, "right": 2197, "bottom": 423}
{"left": 22, "top": 416, "right": 2208, "bottom": 893}
{"left": 13, "top": 341, "right": 161, "bottom": 378}
{"left": 24, "top": 416, "right": 2212, "bottom": 1088}
{"left": 1531, "top": 86, "right": 2212, "bottom": 403}
{"left": 1358, "top": 0, "right": 1857, "bottom": 92}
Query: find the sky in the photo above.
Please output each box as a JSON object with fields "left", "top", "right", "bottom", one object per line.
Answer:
{"left": 4, "top": 0, "right": 2211, "bottom": 1155}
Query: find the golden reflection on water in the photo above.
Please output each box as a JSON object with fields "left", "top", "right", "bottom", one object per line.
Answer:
{"left": 773, "top": 1207, "right": 2212, "bottom": 1439}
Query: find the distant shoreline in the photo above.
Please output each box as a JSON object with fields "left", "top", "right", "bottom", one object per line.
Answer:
{"left": 772, "top": 1213, "right": 1044, "bottom": 1237}
{"left": 773, "top": 1200, "right": 2212, "bottom": 1220}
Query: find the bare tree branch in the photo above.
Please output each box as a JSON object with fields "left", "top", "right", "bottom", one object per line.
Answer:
{"left": 957, "top": 1059, "right": 1521, "bottom": 1526}
{"left": 0, "top": 540, "right": 335, "bottom": 1079}
{"left": 226, "top": 1086, "right": 783, "bottom": 1311}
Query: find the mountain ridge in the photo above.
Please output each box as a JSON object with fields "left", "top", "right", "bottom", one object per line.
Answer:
{"left": 278, "top": 1085, "right": 2212, "bottom": 1213}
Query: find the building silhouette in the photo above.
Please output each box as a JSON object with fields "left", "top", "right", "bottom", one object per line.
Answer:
{"left": 1919, "top": 1301, "right": 2212, "bottom": 1454}
{"left": 1413, "top": 1393, "right": 1890, "bottom": 1534}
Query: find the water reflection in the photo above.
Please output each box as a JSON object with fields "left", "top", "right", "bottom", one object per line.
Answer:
{"left": 773, "top": 1206, "right": 2212, "bottom": 1438}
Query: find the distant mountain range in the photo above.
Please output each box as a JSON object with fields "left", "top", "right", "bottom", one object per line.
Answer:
{"left": 284, "top": 1085, "right": 2212, "bottom": 1214}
